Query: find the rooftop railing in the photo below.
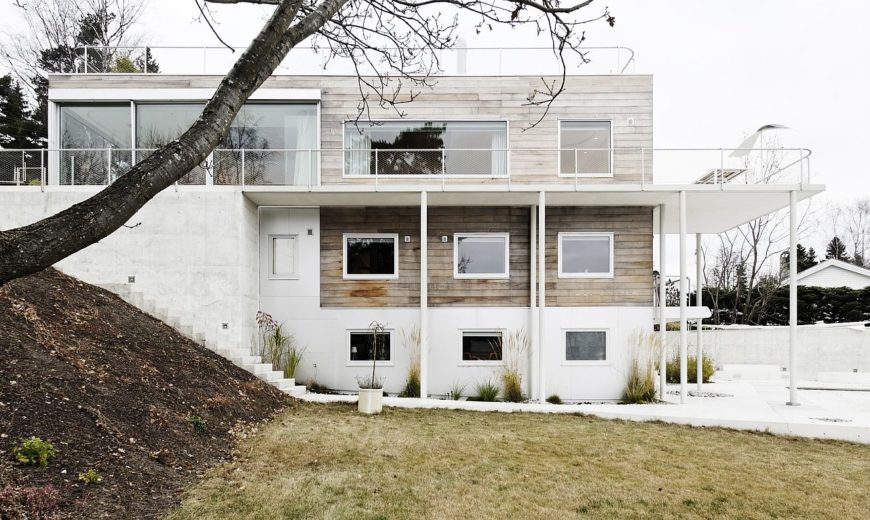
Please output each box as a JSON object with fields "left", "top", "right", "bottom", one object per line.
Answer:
{"left": 0, "top": 147, "right": 812, "bottom": 189}
{"left": 64, "top": 45, "right": 637, "bottom": 76}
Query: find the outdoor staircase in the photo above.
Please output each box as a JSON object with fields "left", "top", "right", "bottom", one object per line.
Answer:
{"left": 96, "top": 283, "right": 307, "bottom": 397}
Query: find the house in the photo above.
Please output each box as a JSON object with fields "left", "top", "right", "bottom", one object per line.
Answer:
{"left": 0, "top": 46, "right": 824, "bottom": 401}
{"left": 784, "top": 259, "right": 870, "bottom": 289}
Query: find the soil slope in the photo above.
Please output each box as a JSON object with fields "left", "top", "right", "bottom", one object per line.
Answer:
{"left": 0, "top": 269, "right": 288, "bottom": 519}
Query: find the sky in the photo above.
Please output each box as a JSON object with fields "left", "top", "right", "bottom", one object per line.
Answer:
{"left": 1, "top": 0, "right": 867, "bottom": 254}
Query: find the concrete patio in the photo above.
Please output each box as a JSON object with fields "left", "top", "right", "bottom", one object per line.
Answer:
{"left": 300, "top": 380, "right": 870, "bottom": 444}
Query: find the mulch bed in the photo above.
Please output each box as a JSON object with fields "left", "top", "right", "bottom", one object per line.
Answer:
{"left": 0, "top": 269, "right": 290, "bottom": 519}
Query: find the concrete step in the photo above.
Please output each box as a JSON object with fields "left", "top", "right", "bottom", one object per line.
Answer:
{"left": 288, "top": 385, "right": 307, "bottom": 397}
{"left": 273, "top": 379, "right": 296, "bottom": 392}
{"left": 257, "top": 370, "right": 285, "bottom": 383}
{"left": 247, "top": 363, "right": 276, "bottom": 375}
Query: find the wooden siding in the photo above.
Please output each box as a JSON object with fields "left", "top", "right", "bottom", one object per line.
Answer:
{"left": 51, "top": 74, "right": 653, "bottom": 186}
{"left": 545, "top": 206, "right": 653, "bottom": 307}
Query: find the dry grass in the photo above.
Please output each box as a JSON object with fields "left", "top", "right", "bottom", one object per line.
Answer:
{"left": 169, "top": 401, "right": 870, "bottom": 520}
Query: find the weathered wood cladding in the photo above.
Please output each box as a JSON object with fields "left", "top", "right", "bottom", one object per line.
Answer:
{"left": 320, "top": 205, "right": 652, "bottom": 308}
{"left": 545, "top": 206, "right": 654, "bottom": 307}
{"left": 51, "top": 74, "right": 654, "bottom": 186}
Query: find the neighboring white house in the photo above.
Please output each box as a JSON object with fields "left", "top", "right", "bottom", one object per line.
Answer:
{"left": 783, "top": 259, "right": 870, "bottom": 289}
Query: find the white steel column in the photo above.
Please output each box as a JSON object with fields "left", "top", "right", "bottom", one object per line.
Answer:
{"left": 696, "top": 233, "right": 703, "bottom": 393}
{"left": 420, "top": 191, "right": 429, "bottom": 399}
{"left": 538, "top": 192, "right": 546, "bottom": 401}
{"left": 788, "top": 190, "right": 799, "bottom": 406}
{"left": 679, "top": 191, "right": 688, "bottom": 404}
{"left": 529, "top": 205, "right": 539, "bottom": 401}
{"left": 658, "top": 204, "right": 668, "bottom": 399}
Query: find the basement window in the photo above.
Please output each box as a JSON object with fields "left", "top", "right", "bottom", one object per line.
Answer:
{"left": 559, "top": 120, "right": 612, "bottom": 176}
{"left": 454, "top": 233, "right": 510, "bottom": 279}
{"left": 461, "top": 331, "right": 503, "bottom": 362}
{"left": 564, "top": 330, "right": 608, "bottom": 363}
{"left": 348, "top": 331, "right": 391, "bottom": 363}
{"left": 558, "top": 232, "right": 614, "bottom": 278}
{"left": 343, "top": 233, "right": 399, "bottom": 280}
{"left": 269, "top": 234, "right": 298, "bottom": 279}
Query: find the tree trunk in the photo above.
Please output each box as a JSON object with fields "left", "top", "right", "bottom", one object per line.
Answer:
{"left": 0, "top": 0, "right": 348, "bottom": 286}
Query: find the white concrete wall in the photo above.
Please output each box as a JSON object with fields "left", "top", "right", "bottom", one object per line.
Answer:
{"left": 0, "top": 187, "right": 257, "bottom": 350}
{"left": 666, "top": 324, "right": 870, "bottom": 379}
{"left": 798, "top": 266, "right": 870, "bottom": 289}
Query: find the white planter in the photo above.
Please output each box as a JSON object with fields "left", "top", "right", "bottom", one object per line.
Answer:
{"left": 358, "top": 388, "right": 384, "bottom": 414}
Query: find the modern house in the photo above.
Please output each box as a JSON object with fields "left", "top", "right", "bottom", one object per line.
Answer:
{"left": 783, "top": 259, "right": 870, "bottom": 289}
{"left": 0, "top": 46, "right": 823, "bottom": 402}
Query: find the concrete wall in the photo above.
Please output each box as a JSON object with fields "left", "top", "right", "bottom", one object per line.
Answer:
{"left": 665, "top": 324, "right": 870, "bottom": 379}
{"left": 0, "top": 186, "right": 258, "bottom": 350}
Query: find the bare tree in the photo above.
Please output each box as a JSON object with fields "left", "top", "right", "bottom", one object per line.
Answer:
{"left": 841, "top": 198, "right": 870, "bottom": 267}
{"left": 0, "top": 0, "right": 613, "bottom": 285}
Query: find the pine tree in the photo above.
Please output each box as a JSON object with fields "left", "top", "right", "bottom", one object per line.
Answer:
{"left": 825, "top": 236, "right": 850, "bottom": 262}
{"left": 0, "top": 75, "right": 39, "bottom": 149}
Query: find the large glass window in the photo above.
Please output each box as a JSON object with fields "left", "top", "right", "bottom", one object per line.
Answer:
{"left": 558, "top": 232, "right": 614, "bottom": 277}
{"left": 215, "top": 103, "right": 318, "bottom": 185}
{"left": 454, "top": 233, "right": 509, "bottom": 279}
{"left": 136, "top": 103, "right": 207, "bottom": 184}
{"left": 345, "top": 121, "right": 507, "bottom": 176}
{"left": 59, "top": 104, "right": 132, "bottom": 185}
{"left": 349, "top": 331, "right": 391, "bottom": 362}
{"left": 565, "top": 330, "right": 607, "bottom": 362}
{"left": 559, "top": 120, "right": 611, "bottom": 175}
{"left": 462, "top": 331, "right": 503, "bottom": 362}
{"left": 343, "top": 234, "right": 399, "bottom": 279}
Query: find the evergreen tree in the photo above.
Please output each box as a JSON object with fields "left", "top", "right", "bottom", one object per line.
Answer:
{"left": 825, "top": 236, "right": 850, "bottom": 262}
{"left": 0, "top": 75, "right": 39, "bottom": 149}
{"left": 781, "top": 244, "right": 819, "bottom": 274}
{"left": 806, "top": 247, "right": 818, "bottom": 267}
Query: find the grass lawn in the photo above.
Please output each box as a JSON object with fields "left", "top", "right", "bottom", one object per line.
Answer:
{"left": 169, "top": 401, "right": 870, "bottom": 519}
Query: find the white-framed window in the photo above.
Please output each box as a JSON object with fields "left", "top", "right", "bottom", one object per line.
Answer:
{"left": 269, "top": 234, "right": 298, "bottom": 279}
{"left": 453, "top": 232, "right": 510, "bottom": 279}
{"left": 460, "top": 330, "right": 504, "bottom": 363}
{"left": 558, "top": 120, "right": 612, "bottom": 176}
{"left": 343, "top": 233, "right": 400, "bottom": 280}
{"left": 347, "top": 329, "right": 393, "bottom": 366}
{"left": 563, "top": 329, "right": 608, "bottom": 364}
{"left": 558, "top": 232, "right": 614, "bottom": 278}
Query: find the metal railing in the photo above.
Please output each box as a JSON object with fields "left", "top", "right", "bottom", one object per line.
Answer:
{"left": 0, "top": 147, "right": 813, "bottom": 189}
{"left": 67, "top": 45, "right": 637, "bottom": 76}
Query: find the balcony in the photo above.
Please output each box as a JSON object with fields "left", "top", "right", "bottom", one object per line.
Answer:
{"left": 0, "top": 147, "right": 813, "bottom": 189}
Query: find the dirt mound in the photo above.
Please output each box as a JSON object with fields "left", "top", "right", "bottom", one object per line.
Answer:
{"left": 0, "top": 269, "right": 289, "bottom": 519}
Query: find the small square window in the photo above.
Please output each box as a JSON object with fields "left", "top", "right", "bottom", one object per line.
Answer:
{"left": 349, "top": 331, "right": 391, "bottom": 362}
{"left": 343, "top": 233, "right": 399, "bottom": 279}
{"left": 454, "top": 233, "right": 509, "bottom": 279}
{"left": 565, "top": 330, "right": 607, "bottom": 362}
{"left": 462, "top": 331, "right": 503, "bottom": 362}
{"left": 270, "top": 235, "right": 297, "bottom": 278}
{"left": 559, "top": 120, "right": 612, "bottom": 176}
{"left": 558, "top": 232, "right": 614, "bottom": 278}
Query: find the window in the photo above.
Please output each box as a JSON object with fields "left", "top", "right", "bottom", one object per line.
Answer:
{"left": 270, "top": 235, "right": 298, "bottom": 279}
{"left": 343, "top": 233, "right": 399, "bottom": 279}
{"left": 59, "top": 103, "right": 132, "bottom": 185}
{"left": 559, "top": 120, "right": 612, "bottom": 176}
{"left": 462, "top": 331, "right": 503, "bottom": 362}
{"left": 345, "top": 120, "right": 508, "bottom": 176}
{"left": 565, "top": 330, "right": 607, "bottom": 363}
{"left": 558, "top": 232, "right": 614, "bottom": 278}
{"left": 136, "top": 103, "right": 208, "bottom": 184}
{"left": 454, "top": 233, "right": 509, "bottom": 279}
{"left": 349, "top": 331, "right": 391, "bottom": 363}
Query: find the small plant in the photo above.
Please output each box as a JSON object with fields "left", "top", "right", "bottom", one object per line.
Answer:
{"left": 28, "top": 178, "right": 41, "bottom": 186}
{"left": 0, "top": 484, "right": 60, "bottom": 518}
{"left": 546, "top": 394, "right": 563, "bottom": 405}
{"left": 283, "top": 344, "right": 306, "bottom": 380}
{"left": 398, "top": 325, "right": 421, "bottom": 398}
{"left": 78, "top": 469, "right": 102, "bottom": 485}
{"left": 111, "top": 55, "right": 140, "bottom": 73}
{"left": 306, "top": 378, "right": 332, "bottom": 394}
{"left": 265, "top": 324, "right": 291, "bottom": 371}
{"left": 255, "top": 311, "right": 278, "bottom": 357}
{"left": 187, "top": 414, "right": 207, "bottom": 433}
{"left": 11, "top": 437, "right": 56, "bottom": 467}
{"left": 447, "top": 381, "right": 466, "bottom": 400}
{"left": 358, "top": 321, "right": 387, "bottom": 390}
{"left": 666, "top": 355, "right": 715, "bottom": 384}
{"left": 623, "top": 330, "right": 663, "bottom": 404}
{"left": 501, "top": 329, "right": 529, "bottom": 403}
{"left": 471, "top": 380, "right": 500, "bottom": 402}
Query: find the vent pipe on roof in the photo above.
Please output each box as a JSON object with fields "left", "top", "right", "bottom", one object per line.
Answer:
{"left": 456, "top": 37, "right": 467, "bottom": 75}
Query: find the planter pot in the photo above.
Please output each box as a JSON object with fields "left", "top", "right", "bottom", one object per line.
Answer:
{"left": 358, "top": 388, "right": 384, "bottom": 414}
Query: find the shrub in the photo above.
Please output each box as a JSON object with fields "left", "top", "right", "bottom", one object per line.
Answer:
{"left": 0, "top": 484, "right": 60, "bottom": 519}
{"left": 11, "top": 437, "right": 56, "bottom": 467}
{"left": 398, "top": 363, "right": 420, "bottom": 398}
{"left": 265, "top": 324, "right": 291, "bottom": 371}
{"left": 78, "top": 469, "right": 102, "bottom": 485}
{"left": 666, "top": 355, "right": 715, "bottom": 384}
{"left": 500, "top": 329, "right": 529, "bottom": 403}
{"left": 398, "top": 325, "right": 421, "bottom": 398}
{"left": 111, "top": 56, "right": 140, "bottom": 73}
{"left": 447, "top": 382, "right": 465, "bottom": 400}
{"left": 187, "top": 414, "right": 206, "bottom": 433}
{"left": 501, "top": 370, "right": 524, "bottom": 403}
{"left": 306, "top": 378, "right": 332, "bottom": 394}
{"left": 622, "top": 330, "right": 663, "bottom": 404}
{"left": 546, "top": 394, "right": 563, "bottom": 405}
{"left": 471, "top": 380, "right": 500, "bottom": 402}
{"left": 282, "top": 344, "right": 306, "bottom": 380}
